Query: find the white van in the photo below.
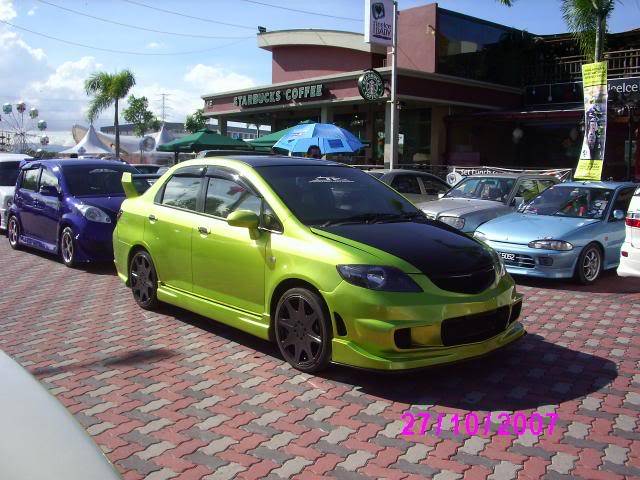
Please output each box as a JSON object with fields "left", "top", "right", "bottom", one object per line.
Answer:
{"left": 617, "top": 186, "right": 640, "bottom": 277}
{"left": 0, "top": 153, "right": 32, "bottom": 230}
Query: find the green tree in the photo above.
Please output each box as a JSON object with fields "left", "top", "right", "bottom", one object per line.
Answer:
{"left": 498, "top": 0, "right": 616, "bottom": 62}
{"left": 123, "top": 95, "right": 161, "bottom": 137}
{"left": 185, "top": 108, "right": 207, "bottom": 133}
{"left": 85, "top": 69, "right": 136, "bottom": 158}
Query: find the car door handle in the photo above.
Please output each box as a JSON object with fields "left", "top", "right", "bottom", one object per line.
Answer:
{"left": 148, "top": 214, "right": 157, "bottom": 222}
{"left": 198, "top": 226, "right": 209, "bottom": 235}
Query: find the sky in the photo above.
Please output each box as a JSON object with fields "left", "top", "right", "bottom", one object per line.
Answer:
{"left": 0, "top": 0, "right": 638, "bottom": 146}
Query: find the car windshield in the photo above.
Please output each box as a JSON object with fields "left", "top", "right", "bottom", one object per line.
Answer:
{"left": 62, "top": 164, "right": 136, "bottom": 196}
{"left": 445, "top": 177, "right": 515, "bottom": 202}
{"left": 521, "top": 185, "right": 613, "bottom": 219}
{"left": 0, "top": 161, "right": 21, "bottom": 186}
{"left": 256, "top": 165, "right": 422, "bottom": 226}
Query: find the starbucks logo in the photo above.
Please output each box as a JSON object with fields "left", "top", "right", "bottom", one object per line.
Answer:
{"left": 357, "top": 69, "right": 385, "bottom": 101}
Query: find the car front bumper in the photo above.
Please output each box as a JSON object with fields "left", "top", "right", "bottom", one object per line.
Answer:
{"left": 484, "top": 240, "right": 579, "bottom": 279}
{"left": 323, "top": 274, "right": 525, "bottom": 371}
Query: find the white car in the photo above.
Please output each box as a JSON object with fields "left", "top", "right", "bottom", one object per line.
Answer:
{"left": 617, "top": 186, "right": 640, "bottom": 277}
{"left": 0, "top": 153, "right": 32, "bottom": 230}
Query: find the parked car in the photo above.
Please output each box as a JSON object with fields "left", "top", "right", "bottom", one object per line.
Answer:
{"left": 0, "top": 349, "right": 121, "bottom": 479}
{"left": 417, "top": 174, "right": 559, "bottom": 233}
{"left": 617, "top": 186, "right": 640, "bottom": 278}
{"left": 367, "top": 168, "right": 449, "bottom": 204}
{"left": 7, "top": 158, "right": 139, "bottom": 267}
{"left": 475, "top": 182, "right": 636, "bottom": 284}
{"left": 114, "top": 156, "right": 524, "bottom": 373}
{"left": 0, "top": 153, "right": 32, "bottom": 230}
{"left": 131, "top": 163, "right": 163, "bottom": 174}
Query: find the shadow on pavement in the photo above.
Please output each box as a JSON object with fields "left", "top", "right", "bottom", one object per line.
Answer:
{"left": 323, "top": 333, "right": 618, "bottom": 411}
{"left": 514, "top": 269, "right": 640, "bottom": 295}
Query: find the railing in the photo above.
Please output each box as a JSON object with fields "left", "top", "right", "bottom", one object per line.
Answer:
{"left": 526, "top": 48, "right": 640, "bottom": 84}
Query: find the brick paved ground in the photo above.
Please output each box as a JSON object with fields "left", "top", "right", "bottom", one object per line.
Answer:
{"left": 0, "top": 240, "right": 639, "bottom": 480}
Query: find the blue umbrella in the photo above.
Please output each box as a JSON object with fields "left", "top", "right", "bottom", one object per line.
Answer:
{"left": 272, "top": 123, "right": 364, "bottom": 155}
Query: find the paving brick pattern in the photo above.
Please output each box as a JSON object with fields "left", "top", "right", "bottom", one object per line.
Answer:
{"left": 1, "top": 242, "right": 639, "bottom": 479}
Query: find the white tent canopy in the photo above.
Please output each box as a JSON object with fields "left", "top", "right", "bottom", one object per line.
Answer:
{"left": 61, "top": 125, "right": 112, "bottom": 155}
{"left": 153, "top": 123, "right": 174, "bottom": 150}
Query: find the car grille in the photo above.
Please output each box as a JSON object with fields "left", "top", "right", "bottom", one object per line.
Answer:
{"left": 441, "top": 306, "right": 510, "bottom": 346}
{"left": 429, "top": 266, "right": 496, "bottom": 294}
{"left": 498, "top": 251, "right": 535, "bottom": 268}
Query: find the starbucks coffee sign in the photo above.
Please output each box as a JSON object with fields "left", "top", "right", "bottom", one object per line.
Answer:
{"left": 358, "top": 69, "right": 385, "bottom": 101}
{"left": 232, "top": 83, "right": 325, "bottom": 108}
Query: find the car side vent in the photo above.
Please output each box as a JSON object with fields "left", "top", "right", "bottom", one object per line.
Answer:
{"left": 334, "top": 312, "right": 347, "bottom": 336}
{"left": 394, "top": 328, "right": 411, "bottom": 349}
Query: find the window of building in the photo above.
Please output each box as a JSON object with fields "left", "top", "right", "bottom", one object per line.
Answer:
{"left": 398, "top": 108, "right": 432, "bottom": 164}
{"left": 162, "top": 176, "right": 201, "bottom": 211}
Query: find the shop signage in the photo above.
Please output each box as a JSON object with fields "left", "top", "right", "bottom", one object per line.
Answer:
{"left": 575, "top": 62, "right": 608, "bottom": 181}
{"left": 357, "top": 69, "right": 385, "bottom": 101}
{"left": 364, "top": 0, "right": 393, "bottom": 46}
{"left": 232, "top": 84, "right": 325, "bottom": 108}
{"left": 446, "top": 166, "right": 573, "bottom": 186}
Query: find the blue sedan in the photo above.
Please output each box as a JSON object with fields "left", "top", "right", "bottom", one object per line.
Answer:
{"left": 474, "top": 181, "right": 636, "bottom": 284}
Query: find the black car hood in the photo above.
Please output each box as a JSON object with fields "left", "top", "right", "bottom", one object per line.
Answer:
{"left": 314, "top": 221, "right": 494, "bottom": 276}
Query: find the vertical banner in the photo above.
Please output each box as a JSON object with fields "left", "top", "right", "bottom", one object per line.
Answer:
{"left": 364, "top": 0, "right": 394, "bottom": 46}
{"left": 575, "top": 61, "right": 608, "bottom": 181}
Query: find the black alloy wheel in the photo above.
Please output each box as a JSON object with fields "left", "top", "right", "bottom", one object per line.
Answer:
{"left": 60, "top": 227, "right": 77, "bottom": 267}
{"left": 130, "top": 250, "right": 159, "bottom": 310}
{"left": 7, "top": 216, "right": 20, "bottom": 250}
{"left": 575, "top": 243, "right": 602, "bottom": 285}
{"left": 274, "top": 287, "right": 332, "bottom": 373}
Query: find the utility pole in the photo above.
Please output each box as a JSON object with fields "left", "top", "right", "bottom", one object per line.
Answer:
{"left": 389, "top": 0, "right": 399, "bottom": 170}
{"left": 158, "top": 93, "right": 171, "bottom": 123}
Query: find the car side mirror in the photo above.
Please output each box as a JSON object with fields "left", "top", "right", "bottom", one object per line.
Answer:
{"left": 39, "top": 185, "right": 59, "bottom": 197}
{"left": 512, "top": 196, "right": 525, "bottom": 208}
{"left": 227, "top": 210, "right": 259, "bottom": 230}
{"left": 613, "top": 209, "right": 625, "bottom": 221}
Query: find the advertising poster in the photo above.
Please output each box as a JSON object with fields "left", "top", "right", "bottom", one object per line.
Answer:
{"left": 575, "top": 61, "right": 608, "bottom": 181}
{"left": 364, "top": 0, "right": 394, "bottom": 46}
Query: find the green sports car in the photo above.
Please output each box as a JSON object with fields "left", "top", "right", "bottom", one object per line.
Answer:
{"left": 114, "top": 156, "right": 524, "bottom": 373}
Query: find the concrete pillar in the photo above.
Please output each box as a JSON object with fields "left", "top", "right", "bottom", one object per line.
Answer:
{"left": 218, "top": 117, "right": 228, "bottom": 136}
{"left": 430, "top": 106, "right": 448, "bottom": 165}
{"left": 383, "top": 101, "right": 393, "bottom": 168}
{"left": 320, "top": 105, "right": 333, "bottom": 124}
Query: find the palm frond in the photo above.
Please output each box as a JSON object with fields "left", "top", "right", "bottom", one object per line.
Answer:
{"left": 497, "top": 0, "right": 516, "bottom": 5}
{"left": 84, "top": 71, "right": 112, "bottom": 96}
{"left": 110, "top": 69, "right": 136, "bottom": 100}
{"left": 561, "top": 0, "right": 616, "bottom": 61}
{"left": 86, "top": 92, "right": 113, "bottom": 123}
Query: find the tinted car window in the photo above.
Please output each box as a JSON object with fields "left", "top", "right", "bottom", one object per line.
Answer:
{"left": 39, "top": 168, "right": 59, "bottom": 191}
{"left": 0, "top": 161, "right": 21, "bottom": 187}
{"left": 162, "top": 176, "right": 201, "bottom": 211}
{"left": 256, "top": 165, "right": 419, "bottom": 226}
{"left": 522, "top": 186, "right": 613, "bottom": 219}
{"left": 537, "top": 179, "right": 556, "bottom": 192}
{"left": 513, "top": 179, "right": 539, "bottom": 203}
{"left": 21, "top": 168, "right": 40, "bottom": 191}
{"left": 205, "top": 177, "right": 261, "bottom": 218}
{"left": 609, "top": 188, "right": 635, "bottom": 219}
{"left": 62, "top": 165, "right": 135, "bottom": 196}
{"left": 445, "top": 177, "right": 515, "bottom": 202}
{"left": 421, "top": 178, "right": 448, "bottom": 195}
{"left": 391, "top": 175, "right": 421, "bottom": 194}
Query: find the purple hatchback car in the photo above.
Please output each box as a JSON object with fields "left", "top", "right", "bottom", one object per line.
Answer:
{"left": 7, "top": 159, "right": 138, "bottom": 267}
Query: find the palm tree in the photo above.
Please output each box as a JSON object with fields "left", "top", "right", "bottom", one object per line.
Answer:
{"left": 85, "top": 70, "right": 136, "bottom": 158}
{"left": 497, "top": 0, "right": 617, "bottom": 62}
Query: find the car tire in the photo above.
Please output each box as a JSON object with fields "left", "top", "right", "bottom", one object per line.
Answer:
{"left": 7, "top": 216, "right": 20, "bottom": 250}
{"left": 575, "top": 243, "right": 602, "bottom": 285}
{"left": 274, "top": 287, "right": 332, "bottom": 373}
{"left": 60, "top": 227, "right": 77, "bottom": 268}
{"left": 129, "top": 250, "right": 159, "bottom": 310}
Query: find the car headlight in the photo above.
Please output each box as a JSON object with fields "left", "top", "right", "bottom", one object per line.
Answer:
{"left": 473, "top": 231, "right": 487, "bottom": 241}
{"left": 528, "top": 239, "right": 573, "bottom": 251}
{"left": 438, "top": 216, "right": 465, "bottom": 230}
{"left": 76, "top": 204, "right": 111, "bottom": 223}
{"left": 336, "top": 265, "right": 422, "bottom": 292}
{"left": 489, "top": 249, "right": 506, "bottom": 277}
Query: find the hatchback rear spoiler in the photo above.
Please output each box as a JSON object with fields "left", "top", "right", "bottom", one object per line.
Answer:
{"left": 121, "top": 172, "right": 162, "bottom": 198}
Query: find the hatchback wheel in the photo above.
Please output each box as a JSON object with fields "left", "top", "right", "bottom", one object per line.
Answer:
{"left": 274, "top": 288, "right": 332, "bottom": 373}
{"left": 60, "top": 227, "right": 77, "bottom": 267}
{"left": 130, "top": 250, "right": 159, "bottom": 310}
{"left": 7, "top": 216, "right": 20, "bottom": 250}
{"left": 575, "top": 243, "right": 602, "bottom": 285}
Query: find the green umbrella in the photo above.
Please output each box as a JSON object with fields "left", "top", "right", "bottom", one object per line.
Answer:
{"left": 157, "top": 128, "right": 250, "bottom": 153}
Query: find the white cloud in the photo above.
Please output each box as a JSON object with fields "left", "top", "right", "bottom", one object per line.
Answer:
{"left": 184, "top": 64, "right": 255, "bottom": 95}
{"left": 0, "top": 0, "right": 16, "bottom": 21}
{"left": 146, "top": 41, "right": 163, "bottom": 49}
{"left": 27, "top": 5, "right": 37, "bottom": 15}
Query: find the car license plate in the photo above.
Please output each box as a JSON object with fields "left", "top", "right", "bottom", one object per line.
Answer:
{"left": 500, "top": 252, "right": 516, "bottom": 261}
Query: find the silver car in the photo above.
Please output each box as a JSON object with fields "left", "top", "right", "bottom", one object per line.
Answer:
{"left": 368, "top": 169, "right": 450, "bottom": 204}
{"left": 0, "top": 350, "right": 121, "bottom": 479}
{"left": 0, "top": 154, "right": 31, "bottom": 230}
{"left": 417, "top": 174, "right": 559, "bottom": 233}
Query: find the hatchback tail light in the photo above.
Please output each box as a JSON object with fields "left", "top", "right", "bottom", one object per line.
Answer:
{"left": 625, "top": 217, "right": 640, "bottom": 228}
{"left": 622, "top": 251, "right": 629, "bottom": 257}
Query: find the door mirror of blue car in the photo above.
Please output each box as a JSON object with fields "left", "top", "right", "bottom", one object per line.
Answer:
{"left": 39, "top": 185, "right": 59, "bottom": 197}
{"left": 613, "top": 209, "right": 625, "bottom": 221}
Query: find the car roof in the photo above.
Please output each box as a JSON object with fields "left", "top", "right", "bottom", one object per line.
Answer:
{"left": 555, "top": 181, "right": 637, "bottom": 189}
{"left": 199, "top": 155, "right": 343, "bottom": 168}
{"left": 21, "top": 158, "right": 132, "bottom": 169}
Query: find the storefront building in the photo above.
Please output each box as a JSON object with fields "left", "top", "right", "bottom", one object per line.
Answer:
{"left": 202, "top": 3, "right": 639, "bottom": 179}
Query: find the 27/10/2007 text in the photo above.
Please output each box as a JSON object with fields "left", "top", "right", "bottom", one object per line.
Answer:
{"left": 400, "top": 411, "right": 558, "bottom": 437}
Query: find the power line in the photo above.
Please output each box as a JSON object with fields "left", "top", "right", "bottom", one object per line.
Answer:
{"left": 121, "top": 0, "right": 257, "bottom": 31}
{"left": 0, "top": 20, "right": 252, "bottom": 56}
{"left": 238, "top": 0, "right": 361, "bottom": 22}
{"left": 35, "top": 0, "right": 249, "bottom": 40}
